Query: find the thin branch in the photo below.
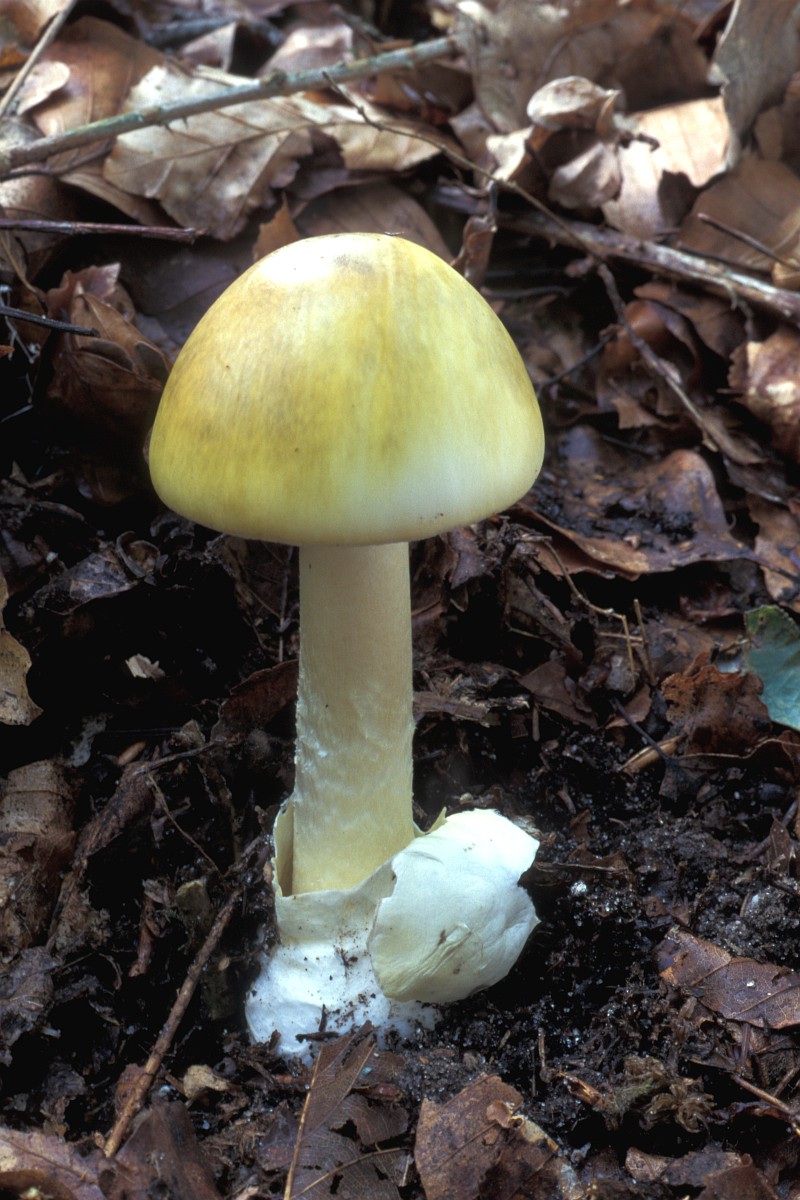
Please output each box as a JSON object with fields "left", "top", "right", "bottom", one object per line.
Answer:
{"left": 0, "top": 0, "right": 78, "bottom": 120}
{"left": 0, "top": 217, "right": 201, "bottom": 240}
{"left": 505, "top": 210, "right": 800, "bottom": 327}
{"left": 0, "top": 303, "right": 98, "bottom": 335}
{"left": 0, "top": 35, "right": 462, "bottom": 177}
{"left": 103, "top": 880, "right": 244, "bottom": 1157}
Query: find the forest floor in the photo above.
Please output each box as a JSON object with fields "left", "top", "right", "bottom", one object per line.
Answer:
{"left": 2, "top": 1, "right": 800, "bottom": 1197}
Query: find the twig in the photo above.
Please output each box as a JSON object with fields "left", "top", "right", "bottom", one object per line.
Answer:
{"left": 0, "top": 35, "right": 462, "bottom": 177}
{"left": 103, "top": 881, "right": 242, "bottom": 1157}
{"left": 0, "top": 302, "right": 98, "bottom": 335}
{"left": 504, "top": 210, "right": 800, "bottom": 326}
{"left": 0, "top": 218, "right": 200, "bottom": 240}
{"left": 0, "top": 0, "right": 78, "bottom": 120}
{"left": 596, "top": 260, "right": 719, "bottom": 445}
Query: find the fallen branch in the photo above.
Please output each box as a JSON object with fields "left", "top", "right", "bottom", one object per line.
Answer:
{"left": 0, "top": 35, "right": 462, "bottom": 178}
{"left": 505, "top": 210, "right": 800, "bottom": 327}
{"left": 103, "top": 877, "right": 243, "bottom": 1158}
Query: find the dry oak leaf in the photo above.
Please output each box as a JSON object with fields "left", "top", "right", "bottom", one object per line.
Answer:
{"left": 658, "top": 928, "right": 800, "bottom": 1030}
{"left": 105, "top": 63, "right": 441, "bottom": 240}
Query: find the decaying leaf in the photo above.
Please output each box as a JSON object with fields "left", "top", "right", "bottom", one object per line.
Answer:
{"left": 709, "top": 0, "right": 800, "bottom": 165}
{"left": 603, "top": 98, "right": 729, "bottom": 238}
{"left": 0, "top": 947, "right": 57, "bottom": 1064}
{"left": 285, "top": 1026, "right": 409, "bottom": 1200}
{"left": 521, "top": 428, "right": 750, "bottom": 577}
{"left": 105, "top": 62, "right": 441, "bottom": 240}
{"left": 662, "top": 657, "right": 771, "bottom": 755}
{"left": 729, "top": 326, "right": 800, "bottom": 464}
{"left": 0, "top": 571, "right": 41, "bottom": 725}
{"left": 659, "top": 928, "right": 800, "bottom": 1030}
{"left": 0, "top": 1125, "right": 109, "bottom": 1200}
{"left": 415, "top": 1073, "right": 585, "bottom": 1200}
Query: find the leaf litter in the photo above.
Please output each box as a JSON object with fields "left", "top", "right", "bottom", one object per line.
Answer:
{"left": 2, "top": 0, "right": 800, "bottom": 1197}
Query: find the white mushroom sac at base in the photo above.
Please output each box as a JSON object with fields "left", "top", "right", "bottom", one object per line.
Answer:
{"left": 245, "top": 858, "right": 439, "bottom": 1060}
{"left": 370, "top": 809, "right": 540, "bottom": 1004}
{"left": 245, "top": 809, "right": 540, "bottom": 1059}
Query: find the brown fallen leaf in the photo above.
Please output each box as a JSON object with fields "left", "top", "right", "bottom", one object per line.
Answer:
{"left": 662, "top": 658, "right": 771, "bottom": 756}
{"left": 415, "top": 1072, "right": 584, "bottom": 1200}
{"left": 603, "top": 97, "right": 729, "bottom": 238}
{"left": 679, "top": 155, "right": 800, "bottom": 277}
{"left": 33, "top": 17, "right": 164, "bottom": 222}
{"left": 0, "top": 1126, "right": 108, "bottom": 1200}
{"left": 697, "top": 1160, "right": 780, "bottom": 1200}
{"left": 709, "top": 0, "right": 800, "bottom": 166}
{"left": 212, "top": 660, "right": 299, "bottom": 744}
{"left": 114, "top": 1100, "right": 224, "bottom": 1200}
{"left": 0, "top": 947, "right": 57, "bottom": 1065}
{"left": 729, "top": 326, "right": 800, "bottom": 464}
{"left": 747, "top": 495, "right": 800, "bottom": 613}
{"left": 296, "top": 182, "right": 452, "bottom": 258}
{"left": 658, "top": 928, "right": 800, "bottom": 1030}
{"left": 0, "top": 570, "right": 41, "bottom": 725}
{"left": 1, "top": 0, "right": 70, "bottom": 47}
{"left": 105, "top": 61, "right": 442, "bottom": 240}
{"left": 285, "top": 1025, "right": 409, "bottom": 1200}
{"left": 519, "top": 427, "right": 750, "bottom": 577}
{"left": 626, "top": 1145, "right": 745, "bottom": 1188}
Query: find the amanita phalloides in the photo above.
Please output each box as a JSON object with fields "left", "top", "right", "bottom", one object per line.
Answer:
{"left": 148, "top": 232, "right": 545, "bottom": 1056}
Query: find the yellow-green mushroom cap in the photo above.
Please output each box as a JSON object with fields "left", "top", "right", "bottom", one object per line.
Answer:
{"left": 149, "top": 233, "right": 544, "bottom": 545}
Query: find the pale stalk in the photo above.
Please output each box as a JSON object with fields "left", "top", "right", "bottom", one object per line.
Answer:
{"left": 289, "top": 542, "right": 415, "bottom": 894}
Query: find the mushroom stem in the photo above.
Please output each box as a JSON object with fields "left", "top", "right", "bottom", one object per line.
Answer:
{"left": 288, "top": 542, "right": 416, "bottom": 894}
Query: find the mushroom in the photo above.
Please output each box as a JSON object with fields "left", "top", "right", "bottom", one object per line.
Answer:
{"left": 148, "top": 232, "right": 544, "bottom": 1055}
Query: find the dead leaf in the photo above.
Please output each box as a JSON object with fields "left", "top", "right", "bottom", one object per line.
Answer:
{"left": 626, "top": 1145, "right": 743, "bottom": 1187}
{"left": 679, "top": 154, "right": 800, "bottom": 276}
{"left": 0, "top": 570, "right": 41, "bottom": 725}
{"left": 105, "top": 62, "right": 441, "bottom": 240}
{"left": 662, "top": 658, "right": 771, "bottom": 755}
{"left": 748, "top": 495, "right": 800, "bottom": 612}
{"left": 0, "top": 1126, "right": 108, "bottom": 1199}
{"left": 0, "top": 947, "right": 57, "bottom": 1065}
{"left": 415, "top": 1073, "right": 585, "bottom": 1200}
{"left": 297, "top": 182, "right": 451, "bottom": 257}
{"left": 659, "top": 928, "right": 800, "bottom": 1030}
{"left": 285, "top": 1026, "right": 409, "bottom": 1200}
{"left": 212, "top": 661, "right": 299, "bottom": 744}
{"left": 709, "top": 0, "right": 800, "bottom": 166}
{"left": 730, "top": 327, "right": 800, "bottom": 464}
{"left": 15, "top": 60, "right": 71, "bottom": 114}
{"left": 115, "top": 1100, "right": 224, "bottom": 1200}
{"left": 519, "top": 428, "right": 749, "bottom": 577}
{"left": 603, "top": 98, "right": 729, "bottom": 238}
{"left": 1, "top": 0, "right": 69, "bottom": 47}
{"left": 33, "top": 17, "right": 164, "bottom": 221}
